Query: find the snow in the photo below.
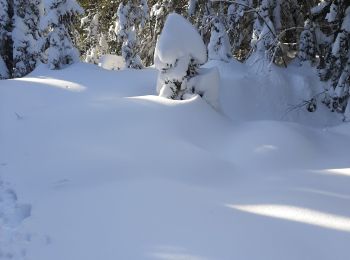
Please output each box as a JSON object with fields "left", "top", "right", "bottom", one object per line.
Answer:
{"left": 341, "top": 7, "right": 350, "bottom": 32}
{"left": 98, "top": 55, "right": 126, "bottom": 70}
{"left": 208, "top": 18, "right": 232, "bottom": 62}
{"left": 215, "top": 59, "right": 344, "bottom": 125}
{"left": 326, "top": 3, "right": 338, "bottom": 22}
{"left": 0, "top": 56, "right": 8, "bottom": 79}
{"left": 154, "top": 13, "right": 207, "bottom": 65}
{"left": 155, "top": 54, "right": 190, "bottom": 94}
{"left": 1, "top": 61, "right": 350, "bottom": 260}
{"left": 187, "top": 67, "right": 220, "bottom": 109}
{"left": 188, "top": 0, "right": 198, "bottom": 16}
{"left": 311, "top": 1, "right": 329, "bottom": 15}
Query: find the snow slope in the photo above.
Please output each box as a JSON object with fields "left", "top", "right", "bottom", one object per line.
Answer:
{"left": 0, "top": 62, "right": 350, "bottom": 260}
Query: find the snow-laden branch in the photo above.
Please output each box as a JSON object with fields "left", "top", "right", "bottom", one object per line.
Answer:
{"left": 211, "top": 0, "right": 290, "bottom": 67}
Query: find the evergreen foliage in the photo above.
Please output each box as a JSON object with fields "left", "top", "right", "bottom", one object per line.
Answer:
{"left": 227, "top": 0, "right": 253, "bottom": 60}
{"left": 0, "top": 0, "right": 11, "bottom": 79}
{"left": 12, "top": 0, "right": 43, "bottom": 77}
{"left": 41, "top": 0, "right": 84, "bottom": 70}
{"left": 208, "top": 16, "right": 232, "bottom": 62}
{"left": 311, "top": 0, "right": 350, "bottom": 119}
{"left": 116, "top": 0, "right": 148, "bottom": 69}
{"left": 81, "top": 13, "right": 108, "bottom": 64}
{"left": 298, "top": 19, "right": 316, "bottom": 64}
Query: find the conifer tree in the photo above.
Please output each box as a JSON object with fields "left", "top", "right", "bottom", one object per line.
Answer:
{"left": 187, "top": 0, "right": 215, "bottom": 45}
{"left": 250, "top": 0, "right": 304, "bottom": 66}
{"left": 12, "top": 0, "right": 43, "bottom": 77}
{"left": 227, "top": 0, "right": 253, "bottom": 60}
{"left": 0, "top": 0, "right": 10, "bottom": 79}
{"left": 208, "top": 16, "right": 232, "bottom": 62}
{"left": 311, "top": 0, "right": 350, "bottom": 117}
{"left": 41, "top": 0, "right": 84, "bottom": 70}
{"left": 139, "top": 0, "right": 174, "bottom": 66}
{"left": 251, "top": 0, "right": 278, "bottom": 62}
{"left": 328, "top": 5, "right": 350, "bottom": 116}
{"left": 298, "top": 19, "right": 316, "bottom": 64}
{"left": 278, "top": 0, "right": 304, "bottom": 50}
{"left": 82, "top": 13, "right": 108, "bottom": 64}
{"left": 116, "top": 0, "right": 148, "bottom": 69}
{"left": 79, "top": 1, "right": 121, "bottom": 55}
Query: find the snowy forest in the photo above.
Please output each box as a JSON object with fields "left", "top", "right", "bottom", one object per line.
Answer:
{"left": 1, "top": 1, "right": 350, "bottom": 260}
{"left": 1, "top": 0, "right": 350, "bottom": 118}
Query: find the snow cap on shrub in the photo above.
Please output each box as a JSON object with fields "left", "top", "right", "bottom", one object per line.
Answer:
{"left": 154, "top": 13, "right": 207, "bottom": 66}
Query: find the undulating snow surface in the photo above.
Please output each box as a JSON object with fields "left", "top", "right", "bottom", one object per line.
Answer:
{"left": 1, "top": 61, "right": 350, "bottom": 260}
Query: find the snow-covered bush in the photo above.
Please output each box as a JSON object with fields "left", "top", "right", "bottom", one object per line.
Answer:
{"left": 98, "top": 54, "right": 126, "bottom": 71}
{"left": 41, "top": 0, "right": 84, "bottom": 70}
{"left": 155, "top": 13, "right": 219, "bottom": 108}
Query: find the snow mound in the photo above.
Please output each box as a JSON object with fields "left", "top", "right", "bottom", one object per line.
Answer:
{"left": 205, "top": 60, "right": 343, "bottom": 126}
{"left": 98, "top": 55, "right": 126, "bottom": 71}
{"left": 154, "top": 13, "right": 207, "bottom": 65}
{"left": 187, "top": 67, "right": 220, "bottom": 109}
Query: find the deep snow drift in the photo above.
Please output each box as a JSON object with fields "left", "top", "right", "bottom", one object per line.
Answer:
{"left": 0, "top": 61, "right": 350, "bottom": 260}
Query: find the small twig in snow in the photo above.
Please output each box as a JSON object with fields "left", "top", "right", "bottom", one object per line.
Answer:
{"left": 15, "top": 112, "right": 24, "bottom": 120}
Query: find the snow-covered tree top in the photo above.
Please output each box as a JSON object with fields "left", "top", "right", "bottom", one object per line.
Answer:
{"left": 154, "top": 13, "right": 207, "bottom": 66}
{"left": 41, "top": 0, "right": 84, "bottom": 29}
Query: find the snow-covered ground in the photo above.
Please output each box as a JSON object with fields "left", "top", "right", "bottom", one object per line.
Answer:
{"left": 0, "top": 61, "right": 350, "bottom": 260}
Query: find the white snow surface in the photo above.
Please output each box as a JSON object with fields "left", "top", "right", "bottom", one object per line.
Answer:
{"left": 98, "top": 55, "right": 126, "bottom": 71}
{"left": 187, "top": 67, "right": 220, "bottom": 109}
{"left": 341, "top": 7, "right": 350, "bottom": 32}
{"left": 0, "top": 61, "right": 350, "bottom": 260}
